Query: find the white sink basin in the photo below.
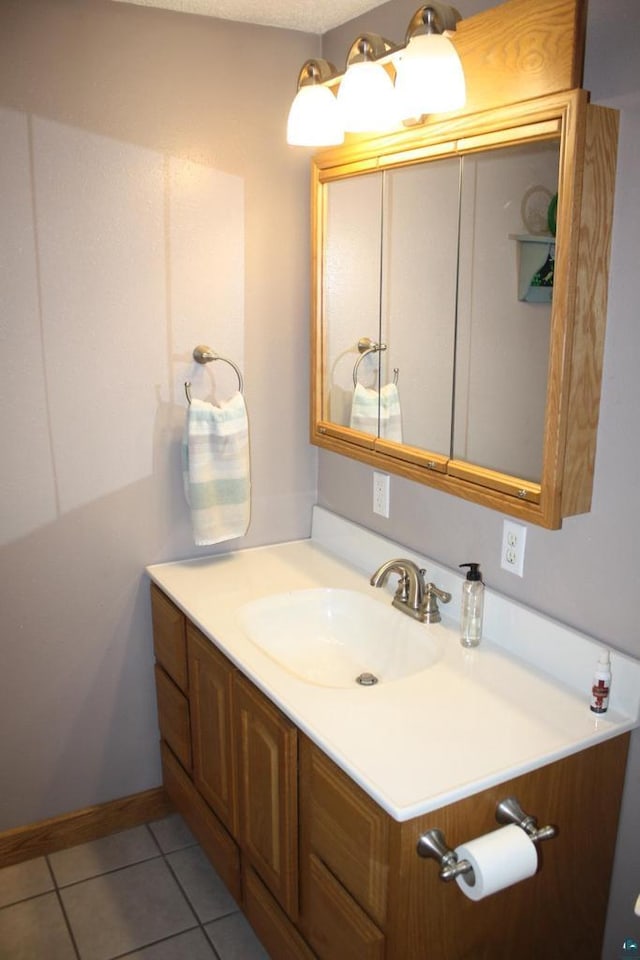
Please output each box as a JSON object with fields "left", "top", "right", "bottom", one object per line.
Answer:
{"left": 238, "top": 588, "right": 441, "bottom": 688}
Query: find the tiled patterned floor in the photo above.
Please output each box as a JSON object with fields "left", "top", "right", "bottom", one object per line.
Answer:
{"left": 0, "top": 814, "right": 270, "bottom": 960}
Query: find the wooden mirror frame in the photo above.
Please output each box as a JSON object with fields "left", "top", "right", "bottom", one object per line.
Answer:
{"left": 310, "top": 0, "right": 618, "bottom": 529}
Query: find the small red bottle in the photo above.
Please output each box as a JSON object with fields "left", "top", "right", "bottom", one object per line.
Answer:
{"left": 590, "top": 650, "right": 611, "bottom": 714}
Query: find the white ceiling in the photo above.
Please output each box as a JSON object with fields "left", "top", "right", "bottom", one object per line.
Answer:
{"left": 110, "top": 0, "right": 389, "bottom": 34}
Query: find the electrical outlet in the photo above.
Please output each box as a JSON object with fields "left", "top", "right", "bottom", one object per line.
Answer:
{"left": 501, "top": 519, "right": 527, "bottom": 576}
{"left": 373, "top": 472, "right": 390, "bottom": 518}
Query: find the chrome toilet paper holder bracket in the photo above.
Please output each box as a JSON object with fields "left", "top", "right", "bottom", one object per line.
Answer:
{"left": 416, "top": 795, "right": 558, "bottom": 882}
{"left": 495, "top": 795, "right": 558, "bottom": 843}
{"left": 416, "top": 828, "right": 474, "bottom": 882}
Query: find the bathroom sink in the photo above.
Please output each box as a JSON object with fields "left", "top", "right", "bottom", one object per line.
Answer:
{"left": 238, "top": 588, "right": 441, "bottom": 688}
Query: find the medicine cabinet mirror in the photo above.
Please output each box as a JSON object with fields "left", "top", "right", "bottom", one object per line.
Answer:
{"left": 322, "top": 137, "right": 559, "bottom": 482}
{"left": 311, "top": 89, "right": 618, "bottom": 529}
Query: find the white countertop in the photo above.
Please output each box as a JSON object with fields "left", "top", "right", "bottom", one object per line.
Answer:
{"left": 147, "top": 508, "right": 640, "bottom": 822}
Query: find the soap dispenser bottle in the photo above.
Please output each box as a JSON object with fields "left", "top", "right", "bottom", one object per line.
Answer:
{"left": 459, "top": 563, "right": 484, "bottom": 648}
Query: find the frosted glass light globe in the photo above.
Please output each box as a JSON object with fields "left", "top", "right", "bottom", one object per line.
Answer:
{"left": 337, "top": 60, "right": 398, "bottom": 133}
{"left": 287, "top": 84, "right": 344, "bottom": 147}
{"left": 394, "top": 33, "right": 466, "bottom": 120}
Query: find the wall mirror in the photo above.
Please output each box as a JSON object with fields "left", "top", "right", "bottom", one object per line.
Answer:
{"left": 311, "top": 89, "right": 618, "bottom": 528}
{"left": 322, "top": 137, "right": 560, "bottom": 482}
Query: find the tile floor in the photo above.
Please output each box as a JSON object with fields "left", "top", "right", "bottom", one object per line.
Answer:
{"left": 0, "top": 813, "right": 270, "bottom": 960}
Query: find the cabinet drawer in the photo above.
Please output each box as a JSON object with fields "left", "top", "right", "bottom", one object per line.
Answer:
{"left": 160, "top": 741, "right": 241, "bottom": 904}
{"left": 300, "top": 736, "right": 388, "bottom": 927}
{"left": 154, "top": 664, "right": 192, "bottom": 773}
{"left": 150, "top": 584, "right": 188, "bottom": 692}
{"left": 303, "top": 854, "right": 384, "bottom": 960}
{"left": 244, "top": 867, "right": 316, "bottom": 960}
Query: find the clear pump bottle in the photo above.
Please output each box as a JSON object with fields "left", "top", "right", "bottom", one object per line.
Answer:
{"left": 459, "top": 562, "right": 484, "bottom": 648}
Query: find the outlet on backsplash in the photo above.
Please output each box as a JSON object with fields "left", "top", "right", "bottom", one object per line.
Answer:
{"left": 501, "top": 519, "right": 526, "bottom": 576}
{"left": 373, "top": 472, "right": 390, "bottom": 518}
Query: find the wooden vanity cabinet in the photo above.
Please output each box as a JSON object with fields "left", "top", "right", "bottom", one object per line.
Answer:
{"left": 152, "top": 583, "right": 630, "bottom": 960}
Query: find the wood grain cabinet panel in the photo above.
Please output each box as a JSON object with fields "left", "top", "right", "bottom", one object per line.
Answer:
{"left": 300, "top": 735, "right": 388, "bottom": 927}
{"left": 161, "top": 741, "right": 241, "bottom": 903}
{"left": 385, "top": 735, "right": 630, "bottom": 960}
{"left": 154, "top": 664, "right": 191, "bottom": 773}
{"left": 303, "top": 854, "right": 384, "bottom": 960}
{"left": 150, "top": 583, "right": 188, "bottom": 691}
{"left": 234, "top": 673, "right": 299, "bottom": 920}
{"left": 244, "top": 867, "right": 316, "bottom": 960}
{"left": 187, "top": 623, "right": 238, "bottom": 836}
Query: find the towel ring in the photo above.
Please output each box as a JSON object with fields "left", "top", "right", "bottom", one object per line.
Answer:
{"left": 352, "top": 337, "right": 399, "bottom": 388}
{"left": 185, "top": 344, "right": 244, "bottom": 404}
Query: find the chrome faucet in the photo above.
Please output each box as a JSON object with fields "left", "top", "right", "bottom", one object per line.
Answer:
{"left": 370, "top": 558, "right": 452, "bottom": 623}
{"left": 370, "top": 558, "right": 426, "bottom": 621}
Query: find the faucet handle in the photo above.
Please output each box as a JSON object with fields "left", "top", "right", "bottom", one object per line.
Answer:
{"left": 421, "top": 582, "right": 452, "bottom": 624}
{"left": 392, "top": 568, "right": 426, "bottom": 603}
{"left": 393, "top": 572, "right": 410, "bottom": 604}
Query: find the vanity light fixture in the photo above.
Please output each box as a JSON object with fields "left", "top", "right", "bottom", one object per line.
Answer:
{"left": 286, "top": 3, "right": 465, "bottom": 147}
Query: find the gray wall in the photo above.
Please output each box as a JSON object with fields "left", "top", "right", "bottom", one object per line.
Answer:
{"left": 321, "top": 0, "right": 640, "bottom": 952}
{"left": 0, "top": 0, "right": 317, "bottom": 829}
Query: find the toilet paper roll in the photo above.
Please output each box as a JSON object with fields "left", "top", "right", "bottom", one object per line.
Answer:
{"left": 454, "top": 824, "right": 538, "bottom": 901}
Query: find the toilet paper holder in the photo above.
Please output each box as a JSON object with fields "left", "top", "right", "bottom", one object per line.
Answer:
{"left": 416, "top": 795, "right": 558, "bottom": 882}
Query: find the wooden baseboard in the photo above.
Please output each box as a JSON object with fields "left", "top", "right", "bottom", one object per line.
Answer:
{"left": 0, "top": 787, "right": 173, "bottom": 868}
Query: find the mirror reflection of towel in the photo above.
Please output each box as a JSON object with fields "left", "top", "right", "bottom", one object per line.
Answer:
{"left": 182, "top": 393, "right": 251, "bottom": 545}
{"left": 349, "top": 383, "right": 402, "bottom": 442}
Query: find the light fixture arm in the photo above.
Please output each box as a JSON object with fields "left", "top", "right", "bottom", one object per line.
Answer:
{"left": 296, "top": 58, "right": 339, "bottom": 89}
{"left": 405, "top": 3, "right": 462, "bottom": 41}
{"left": 344, "top": 32, "right": 397, "bottom": 67}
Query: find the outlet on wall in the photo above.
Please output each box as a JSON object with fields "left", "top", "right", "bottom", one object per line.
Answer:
{"left": 501, "top": 519, "right": 527, "bottom": 576}
{"left": 373, "top": 472, "right": 390, "bottom": 518}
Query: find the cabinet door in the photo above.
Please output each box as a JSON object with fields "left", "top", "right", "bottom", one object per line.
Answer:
{"left": 234, "top": 674, "right": 298, "bottom": 920}
{"left": 187, "top": 624, "right": 238, "bottom": 836}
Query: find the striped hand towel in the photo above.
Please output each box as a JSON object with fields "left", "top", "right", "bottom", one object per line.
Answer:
{"left": 349, "top": 382, "right": 403, "bottom": 443}
{"left": 182, "top": 392, "right": 251, "bottom": 546}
